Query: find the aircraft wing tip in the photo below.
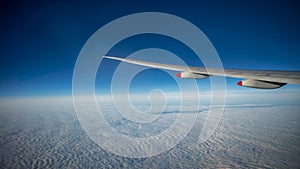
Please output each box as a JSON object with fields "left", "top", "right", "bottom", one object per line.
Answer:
{"left": 102, "top": 56, "right": 125, "bottom": 61}
{"left": 102, "top": 55, "right": 116, "bottom": 59}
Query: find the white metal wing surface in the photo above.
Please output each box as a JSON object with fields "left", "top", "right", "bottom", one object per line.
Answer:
{"left": 103, "top": 56, "right": 300, "bottom": 89}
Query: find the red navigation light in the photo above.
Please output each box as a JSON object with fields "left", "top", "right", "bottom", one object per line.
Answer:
{"left": 237, "top": 81, "right": 243, "bottom": 86}
{"left": 176, "top": 73, "right": 181, "bottom": 78}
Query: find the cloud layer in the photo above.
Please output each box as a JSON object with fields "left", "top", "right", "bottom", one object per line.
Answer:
{"left": 0, "top": 96, "right": 299, "bottom": 168}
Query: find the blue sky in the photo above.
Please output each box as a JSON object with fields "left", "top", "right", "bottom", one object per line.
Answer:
{"left": 0, "top": 0, "right": 300, "bottom": 96}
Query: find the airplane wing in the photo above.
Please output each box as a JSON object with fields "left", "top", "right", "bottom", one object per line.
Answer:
{"left": 103, "top": 56, "right": 300, "bottom": 89}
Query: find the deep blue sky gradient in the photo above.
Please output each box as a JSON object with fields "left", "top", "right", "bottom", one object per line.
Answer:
{"left": 1, "top": 0, "right": 300, "bottom": 96}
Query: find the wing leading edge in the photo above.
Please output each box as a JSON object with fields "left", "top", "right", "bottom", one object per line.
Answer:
{"left": 103, "top": 56, "right": 300, "bottom": 89}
